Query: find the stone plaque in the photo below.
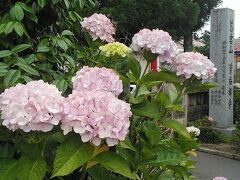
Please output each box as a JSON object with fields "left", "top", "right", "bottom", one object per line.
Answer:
{"left": 209, "top": 8, "right": 235, "bottom": 128}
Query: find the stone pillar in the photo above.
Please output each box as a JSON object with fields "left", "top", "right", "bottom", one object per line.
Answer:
{"left": 209, "top": 8, "right": 235, "bottom": 135}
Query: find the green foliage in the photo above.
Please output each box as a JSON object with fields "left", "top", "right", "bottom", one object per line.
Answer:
{"left": 0, "top": 1, "right": 216, "bottom": 179}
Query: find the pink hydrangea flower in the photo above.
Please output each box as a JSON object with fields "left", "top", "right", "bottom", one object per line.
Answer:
{"left": 131, "top": 28, "right": 178, "bottom": 63}
{"left": 61, "top": 91, "right": 132, "bottom": 146}
{"left": 72, "top": 66, "right": 123, "bottom": 96}
{"left": 213, "top": 177, "right": 228, "bottom": 180}
{"left": 173, "top": 52, "right": 217, "bottom": 79}
{"left": 0, "top": 80, "right": 65, "bottom": 132}
{"left": 81, "top": 13, "right": 115, "bottom": 42}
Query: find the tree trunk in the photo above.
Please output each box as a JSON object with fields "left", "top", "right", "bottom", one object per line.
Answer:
{"left": 184, "top": 32, "right": 193, "bottom": 52}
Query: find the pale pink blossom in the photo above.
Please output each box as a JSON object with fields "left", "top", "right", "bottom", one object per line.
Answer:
{"left": 0, "top": 80, "right": 65, "bottom": 132}
{"left": 72, "top": 66, "right": 123, "bottom": 96}
{"left": 213, "top": 177, "right": 228, "bottom": 180}
{"left": 131, "top": 28, "right": 178, "bottom": 63}
{"left": 174, "top": 52, "right": 217, "bottom": 79}
{"left": 81, "top": 13, "right": 115, "bottom": 42}
{"left": 61, "top": 91, "right": 132, "bottom": 146}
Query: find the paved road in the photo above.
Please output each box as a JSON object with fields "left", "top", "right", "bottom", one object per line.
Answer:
{"left": 192, "top": 152, "right": 240, "bottom": 180}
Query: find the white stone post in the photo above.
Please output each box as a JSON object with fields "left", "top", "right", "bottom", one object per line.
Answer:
{"left": 209, "top": 8, "right": 235, "bottom": 135}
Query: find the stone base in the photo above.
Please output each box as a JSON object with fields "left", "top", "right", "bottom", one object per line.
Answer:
{"left": 214, "top": 126, "right": 236, "bottom": 136}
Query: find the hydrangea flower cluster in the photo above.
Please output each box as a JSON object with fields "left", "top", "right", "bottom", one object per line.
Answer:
{"left": 81, "top": 13, "right": 115, "bottom": 42}
{"left": 213, "top": 177, "right": 228, "bottom": 180}
{"left": 174, "top": 52, "right": 217, "bottom": 79}
{"left": 130, "top": 28, "right": 178, "bottom": 63}
{"left": 72, "top": 66, "right": 123, "bottom": 96}
{"left": 99, "top": 42, "right": 132, "bottom": 57}
{"left": 61, "top": 91, "right": 132, "bottom": 146}
{"left": 0, "top": 80, "right": 64, "bottom": 132}
{"left": 186, "top": 126, "right": 200, "bottom": 137}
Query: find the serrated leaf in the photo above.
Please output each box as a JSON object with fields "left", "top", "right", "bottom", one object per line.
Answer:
{"left": 12, "top": 44, "right": 31, "bottom": 54}
{"left": 0, "top": 143, "right": 14, "bottom": 158}
{"left": 13, "top": 22, "right": 24, "bottom": 37}
{"left": 163, "top": 120, "right": 191, "bottom": 140}
{"left": 16, "top": 156, "right": 47, "bottom": 180}
{"left": 51, "top": 136, "right": 94, "bottom": 177}
{"left": 141, "top": 71, "right": 180, "bottom": 84}
{"left": 128, "top": 55, "right": 141, "bottom": 79}
{"left": 10, "top": 4, "right": 24, "bottom": 21}
{"left": 4, "top": 70, "right": 21, "bottom": 87}
{"left": 0, "top": 159, "right": 18, "bottom": 180}
{"left": 38, "top": 0, "right": 47, "bottom": 8}
{"left": 52, "top": 79, "right": 68, "bottom": 93}
{"left": 145, "top": 145, "right": 186, "bottom": 166}
{"left": 132, "top": 101, "right": 161, "bottom": 119}
{"left": 57, "top": 39, "right": 68, "bottom": 51}
{"left": 94, "top": 152, "right": 133, "bottom": 179}
{"left": 143, "top": 121, "right": 162, "bottom": 146}
{"left": 119, "top": 138, "right": 136, "bottom": 151}
{"left": 22, "top": 75, "right": 33, "bottom": 82}
{"left": 88, "top": 165, "right": 127, "bottom": 180}
{"left": 17, "top": 2, "right": 34, "bottom": 14}
{"left": 0, "top": 50, "right": 12, "bottom": 58}
{"left": 37, "top": 39, "right": 50, "bottom": 52}
{"left": 4, "top": 22, "right": 14, "bottom": 35}
{"left": 62, "top": 30, "right": 74, "bottom": 36}
{"left": 64, "top": 0, "right": 70, "bottom": 9}
{"left": 16, "top": 62, "right": 39, "bottom": 76}
{"left": 0, "top": 69, "right": 8, "bottom": 77}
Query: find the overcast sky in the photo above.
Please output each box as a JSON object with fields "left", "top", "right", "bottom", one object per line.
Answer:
{"left": 200, "top": 0, "right": 240, "bottom": 38}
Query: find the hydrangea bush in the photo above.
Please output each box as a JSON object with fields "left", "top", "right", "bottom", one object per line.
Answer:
{"left": 0, "top": 4, "right": 217, "bottom": 180}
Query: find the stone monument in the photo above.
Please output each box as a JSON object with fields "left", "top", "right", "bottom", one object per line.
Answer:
{"left": 209, "top": 8, "right": 235, "bottom": 135}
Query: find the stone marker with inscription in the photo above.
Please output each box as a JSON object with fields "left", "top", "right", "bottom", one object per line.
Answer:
{"left": 209, "top": 8, "right": 235, "bottom": 135}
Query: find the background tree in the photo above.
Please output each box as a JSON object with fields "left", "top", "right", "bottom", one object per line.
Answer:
{"left": 194, "top": 30, "right": 210, "bottom": 57}
{"left": 98, "top": 0, "right": 222, "bottom": 51}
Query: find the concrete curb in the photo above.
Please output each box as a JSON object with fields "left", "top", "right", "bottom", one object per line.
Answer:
{"left": 198, "top": 147, "right": 240, "bottom": 161}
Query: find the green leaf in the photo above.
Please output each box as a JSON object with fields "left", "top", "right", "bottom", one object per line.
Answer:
{"left": 79, "top": 0, "right": 84, "bottom": 9}
{"left": 0, "top": 50, "right": 12, "bottom": 58}
{"left": 88, "top": 165, "right": 127, "bottom": 180}
{"left": 0, "top": 69, "right": 8, "bottom": 77}
{"left": 37, "top": 39, "right": 50, "bottom": 52}
{"left": 145, "top": 145, "right": 186, "bottom": 166}
{"left": 119, "top": 138, "right": 136, "bottom": 151}
{"left": 12, "top": 44, "right": 31, "bottom": 54}
{"left": 13, "top": 22, "right": 24, "bottom": 37}
{"left": 17, "top": 2, "right": 34, "bottom": 14}
{"left": 0, "top": 159, "right": 18, "bottom": 180}
{"left": 141, "top": 71, "right": 180, "bottom": 84}
{"left": 143, "top": 51, "right": 158, "bottom": 63}
{"left": 128, "top": 55, "right": 141, "bottom": 79}
{"left": 22, "top": 75, "right": 33, "bottom": 82}
{"left": 57, "top": 39, "right": 68, "bottom": 51}
{"left": 10, "top": 4, "right": 24, "bottom": 21}
{"left": 38, "top": 0, "right": 47, "bottom": 8}
{"left": 4, "top": 70, "right": 21, "bottom": 87}
{"left": 64, "top": 0, "right": 70, "bottom": 9}
{"left": 132, "top": 101, "right": 161, "bottom": 119}
{"left": 16, "top": 62, "right": 39, "bottom": 76}
{"left": 167, "top": 165, "right": 190, "bottom": 180}
{"left": 163, "top": 120, "right": 191, "bottom": 140}
{"left": 143, "top": 121, "right": 162, "bottom": 146}
{"left": 0, "top": 143, "right": 14, "bottom": 158}
{"left": 4, "top": 22, "right": 14, "bottom": 35}
{"left": 156, "top": 172, "right": 174, "bottom": 180}
{"left": 62, "top": 30, "right": 74, "bottom": 36}
{"left": 52, "top": 79, "right": 68, "bottom": 93}
{"left": 16, "top": 156, "right": 47, "bottom": 180}
{"left": 51, "top": 136, "right": 94, "bottom": 178}
{"left": 94, "top": 152, "right": 133, "bottom": 179}
{"left": 0, "top": 62, "right": 8, "bottom": 69}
